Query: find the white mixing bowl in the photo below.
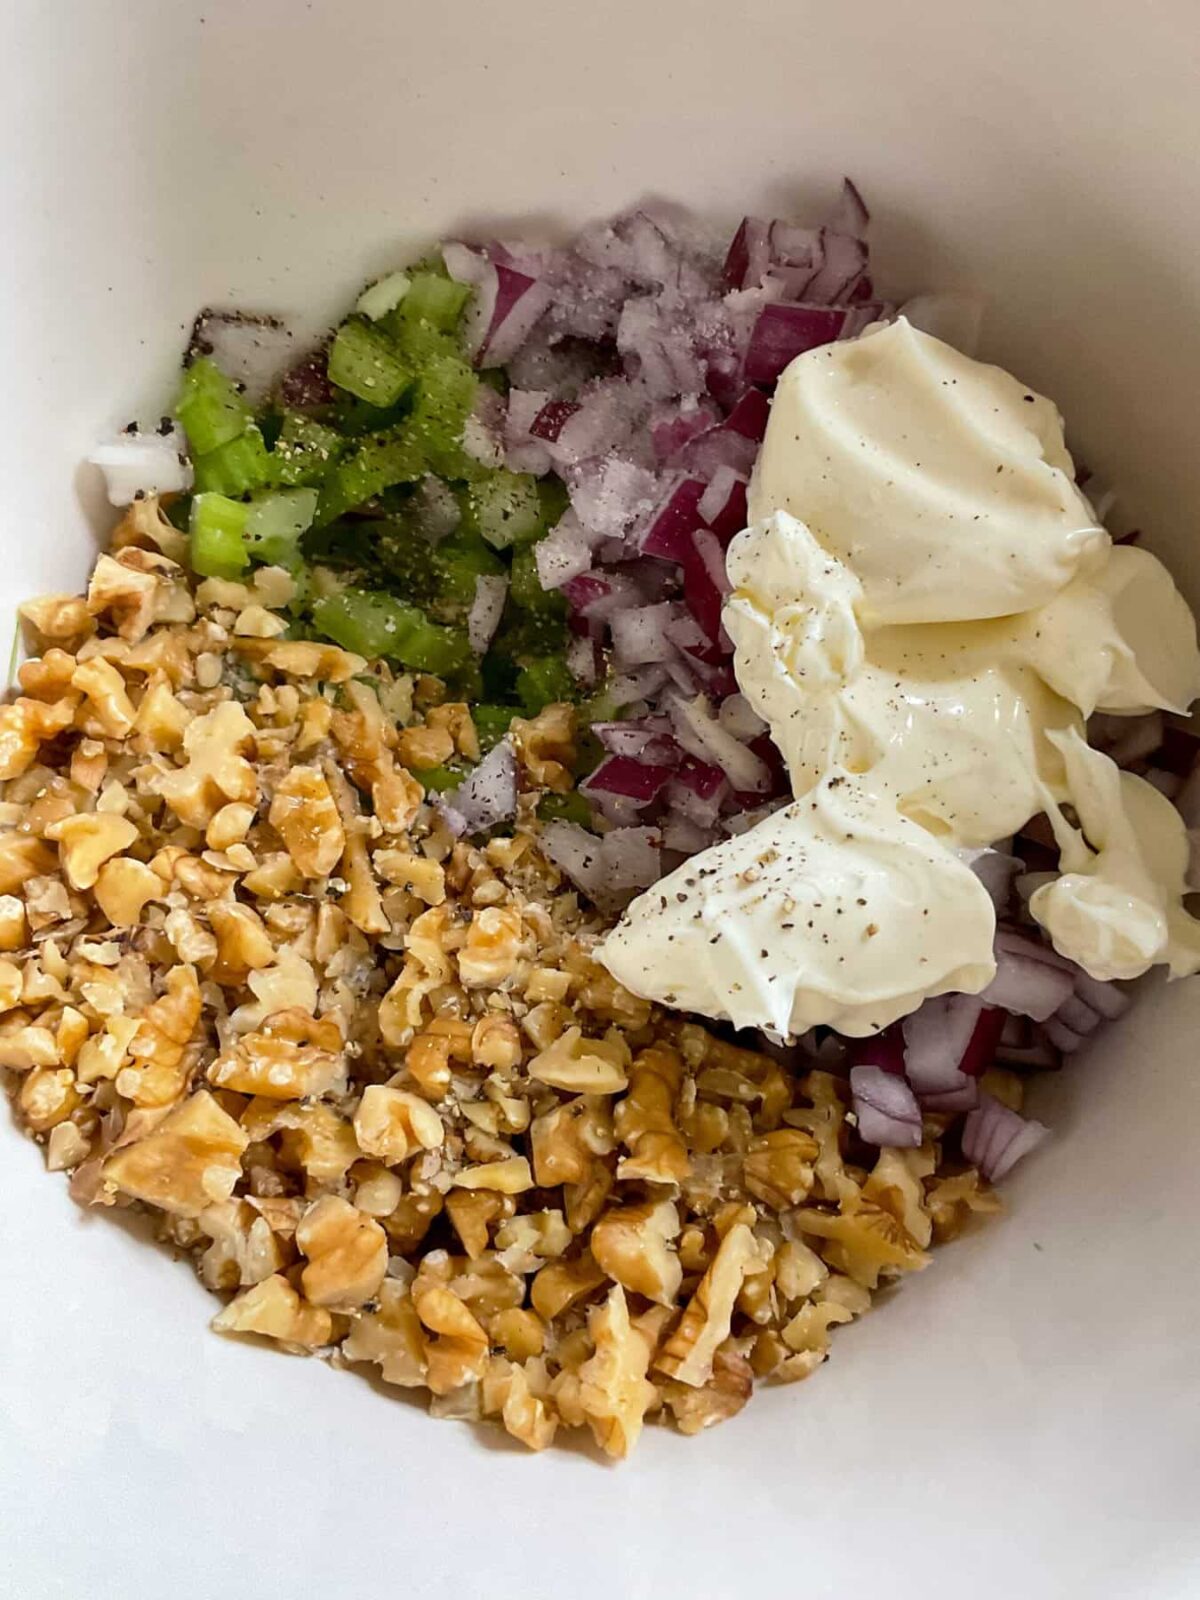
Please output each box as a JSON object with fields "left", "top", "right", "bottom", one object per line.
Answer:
{"left": 2, "top": 3, "right": 1197, "bottom": 1596}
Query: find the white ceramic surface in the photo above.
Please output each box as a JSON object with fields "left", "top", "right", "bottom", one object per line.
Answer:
{"left": 3, "top": 2, "right": 1199, "bottom": 1596}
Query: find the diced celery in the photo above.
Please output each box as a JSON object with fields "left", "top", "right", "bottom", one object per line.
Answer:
{"left": 311, "top": 588, "right": 470, "bottom": 676}
{"left": 244, "top": 489, "right": 318, "bottom": 566}
{"left": 314, "top": 428, "right": 424, "bottom": 525}
{"left": 517, "top": 655, "right": 576, "bottom": 715}
{"left": 192, "top": 425, "right": 274, "bottom": 496}
{"left": 415, "top": 764, "right": 467, "bottom": 793}
{"left": 430, "top": 529, "right": 505, "bottom": 611}
{"left": 175, "top": 356, "right": 254, "bottom": 454}
{"left": 406, "top": 353, "right": 478, "bottom": 479}
{"left": 472, "top": 704, "right": 516, "bottom": 750}
{"left": 396, "top": 616, "right": 472, "bottom": 677}
{"left": 273, "top": 411, "right": 346, "bottom": 487}
{"left": 356, "top": 271, "right": 412, "bottom": 321}
{"left": 538, "top": 476, "right": 570, "bottom": 528}
{"left": 538, "top": 791, "right": 593, "bottom": 826}
{"left": 189, "top": 494, "right": 250, "bottom": 579}
{"left": 509, "top": 545, "right": 566, "bottom": 616}
{"left": 327, "top": 319, "right": 414, "bottom": 408}
{"left": 464, "top": 471, "right": 544, "bottom": 550}
{"left": 398, "top": 272, "right": 471, "bottom": 333}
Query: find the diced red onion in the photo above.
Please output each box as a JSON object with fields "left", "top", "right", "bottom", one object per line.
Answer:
{"left": 639, "top": 477, "right": 707, "bottom": 562}
{"left": 467, "top": 574, "right": 508, "bottom": 656}
{"left": 549, "top": 380, "right": 643, "bottom": 468}
{"left": 967, "top": 846, "right": 1022, "bottom": 913}
{"left": 610, "top": 602, "right": 678, "bottom": 666}
{"left": 409, "top": 475, "right": 461, "bottom": 544}
{"left": 89, "top": 427, "right": 192, "bottom": 506}
{"left": 439, "top": 738, "right": 518, "bottom": 835}
{"left": 962, "top": 1094, "right": 1049, "bottom": 1182}
{"left": 566, "top": 633, "right": 598, "bottom": 687}
{"left": 980, "top": 948, "right": 1075, "bottom": 1022}
{"left": 847, "top": 1025, "right": 906, "bottom": 1075}
{"left": 539, "top": 820, "right": 661, "bottom": 902}
{"left": 901, "top": 994, "right": 985, "bottom": 1093}
{"left": 444, "top": 243, "right": 552, "bottom": 369}
{"left": 569, "top": 456, "right": 660, "bottom": 540}
{"left": 721, "top": 387, "right": 771, "bottom": 441}
{"left": 673, "top": 421, "right": 760, "bottom": 480}
{"left": 1087, "top": 710, "right": 1164, "bottom": 769}
{"left": 697, "top": 468, "right": 750, "bottom": 543}
{"left": 827, "top": 177, "right": 870, "bottom": 241}
{"left": 651, "top": 398, "right": 722, "bottom": 463}
{"left": 723, "top": 217, "right": 772, "bottom": 291}
{"left": 1071, "top": 971, "right": 1131, "bottom": 1021}
{"left": 918, "top": 1080, "right": 982, "bottom": 1115}
{"left": 667, "top": 693, "right": 771, "bottom": 794}
{"left": 681, "top": 526, "right": 733, "bottom": 645}
{"left": 1042, "top": 1017, "right": 1087, "bottom": 1054}
{"left": 535, "top": 515, "right": 594, "bottom": 590}
{"left": 617, "top": 296, "right": 706, "bottom": 399}
{"left": 662, "top": 814, "right": 718, "bottom": 854}
{"left": 850, "top": 1064, "right": 923, "bottom": 1148}
{"left": 607, "top": 665, "right": 670, "bottom": 709}
{"left": 188, "top": 310, "right": 294, "bottom": 404}
{"left": 744, "top": 303, "right": 864, "bottom": 386}
{"left": 1054, "top": 994, "right": 1102, "bottom": 1035}
{"left": 803, "top": 230, "right": 869, "bottom": 305}
{"left": 530, "top": 398, "right": 582, "bottom": 442}
{"left": 717, "top": 693, "right": 767, "bottom": 742}
{"left": 582, "top": 755, "right": 674, "bottom": 805}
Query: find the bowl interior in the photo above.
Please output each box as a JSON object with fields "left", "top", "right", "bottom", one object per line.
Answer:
{"left": 2, "top": 3, "right": 1199, "bottom": 1596}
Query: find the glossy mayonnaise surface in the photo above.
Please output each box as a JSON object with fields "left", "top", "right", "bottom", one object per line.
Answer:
{"left": 598, "top": 321, "right": 1200, "bottom": 1035}
{"left": 747, "top": 317, "right": 1109, "bottom": 625}
{"left": 598, "top": 774, "right": 997, "bottom": 1039}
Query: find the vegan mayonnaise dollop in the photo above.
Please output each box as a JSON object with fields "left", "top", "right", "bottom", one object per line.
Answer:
{"left": 599, "top": 320, "right": 1200, "bottom": 1034}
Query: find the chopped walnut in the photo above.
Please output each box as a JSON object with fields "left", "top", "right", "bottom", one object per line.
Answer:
{"left": 296, "top": 1195, "right": 388, "bottom": 1311}
{"left": 101, "top": 1090, "right": 248, "bottom": 1217}
{"left": 529, "top": 1026, "right": 630, "bottom": 1094}
{"left": 212, "top": 1274, "right": 332, "bottom": 1353}
{"left": 268, "top": 765, "right": 345, "bottom": 879}
{"left": 342, "top": 1279, "right": 428, "bottom": 1386}
{"left": 655, "top": 1223, "right": 766, "bottom": 1388}
{"left": 591, "top": 1199, "right": 682, "bottom": 1306}
{"left": 354, "top": 1084, "right": 444, "bottom": 1164}
{"left": 0, "top": 535, "right": 997, "bottom": 1456}
{"left": 577, "top": 1286, "right": 657, "bottom": 1460}
{"left": 614, "top": 1043, "right": 690, "bottom": 1183}
{"left": 210, "top": 1009, "right": 345, "bottom": 1100}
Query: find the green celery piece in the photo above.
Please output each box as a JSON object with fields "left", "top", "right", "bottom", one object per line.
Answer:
{"left": 464, "top": 471, "right": 544, "bottom": 551}
{"left": 327, "top": 318, "right": 414, "bottom": 407}
{"left": 538, "top": 791, "right": 593, "bottom": 826}
{"left": 244, "top": 489, "right": 318, "bottom": 566}
{"left": 509, "top": 546, "right": 566, "bottom": 617}
{"left": 517, "top": 655, "right": 576, "bottom": 715}
{"left": 415, "top": 764, "right": 467, "bottom": 793}
{"left": 175, "top": 356, "right": 254, "bottom": 455}
{"left": 356, "top": 271, "right": 412, "bottom": 321}
{"left": 398, "top": 272, "right": 471, "bottom": 333}
{"left": 407, "top": 353, "right": 478, "bottom": 480}
{"left": 315, "top": 428, "right": 424, "bottom": 526}
{"left": 311, "top": 588, "right": 470, "bottom": 676}
{"left": 273, "top": 411, "right": 346, "bottom": 487}
{"left": 430, "top": 529, "right": 505, "bottom": 612}
{"left": 192, "top": 425, "right": 274, "bottom": 496}
{"left": 538, "top": 476, "right": 570, "bottom": 528}
{"left": 472, "top": 704, "right": 516, "bottom": 751}
{"left": 189, "top": 494, "right": 250, "bottom": 579}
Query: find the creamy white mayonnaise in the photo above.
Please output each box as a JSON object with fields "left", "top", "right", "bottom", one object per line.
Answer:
{"left": 597, "top": 319, "right": 1200, "bottom": 1034}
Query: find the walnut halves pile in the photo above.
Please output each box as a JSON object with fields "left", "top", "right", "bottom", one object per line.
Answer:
{"left": 0, "top": 502, "right": 1000, "bottom": 1458}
